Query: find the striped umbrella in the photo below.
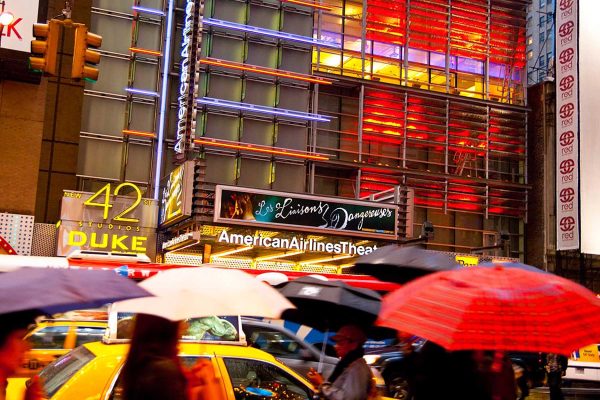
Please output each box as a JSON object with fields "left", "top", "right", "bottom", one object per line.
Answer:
{"left": 377, "top": 266, "right": 600, "bottom": 355}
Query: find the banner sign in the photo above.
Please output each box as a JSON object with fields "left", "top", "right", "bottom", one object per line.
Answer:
{"left": 214, "top": 186, "right": 398, "bottom": 239}
{"left": 0, "top": 0, "right": 40, "bottom": 53}
{"left": 160, "top": 161, "right": 194, "bottom": 227}
{"left": 58, "top": 183, "right": 158, "bottom": 258}
{"left": 555, "top": 0, "right": 580, "bottom": 250}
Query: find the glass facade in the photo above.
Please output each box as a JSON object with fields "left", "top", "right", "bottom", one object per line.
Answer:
{"left": 81, "top": 0, "right": 529, "bottom": 257}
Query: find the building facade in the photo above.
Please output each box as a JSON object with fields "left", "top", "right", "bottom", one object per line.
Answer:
{"left": 526, "top": 0, "right": 555, "bottom": 85}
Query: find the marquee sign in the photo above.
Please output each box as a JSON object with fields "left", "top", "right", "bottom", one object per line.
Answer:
{"left": 160, "top": 161, "right": 194, "bottom": 227}
{"left": 58, "top": 183, "right": 158, "bottom": 257}
{"left": 555, "top": 0, "right": 579, "bottom": 250}
{"left": 214, "top": 186, "right": 398, "bottom": 239}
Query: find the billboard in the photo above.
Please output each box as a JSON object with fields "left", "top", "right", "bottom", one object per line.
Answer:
{"left": 0, "top": 0, "right": 40, "bottom": 53}
{"left": 579, "top": 0, "right": 600, "bottom": 255}
{"left": 160, "top": 161, "right": 194, "bottom": 227}
{"left": 555, "top": 0, "right": 579, "bottom": 251}
{"left": 58, "top": 183, "right": 158, "bottom": 258}
{"left": 214, "top": 185, "right": 398, "bottom": 239}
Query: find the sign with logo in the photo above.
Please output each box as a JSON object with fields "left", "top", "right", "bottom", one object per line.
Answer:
{"left": 0, "top": 0, "right": 40, "bottom": 53}
{"left": 58, "top": 183, "right": 158, "bottom": 257}
{"left": 160, "top": 161, "right": 194, "bottom": 227}
{"left": 214, "top": 186, "right": 398, "bottom": 239}
{"left": 555, "top": 0, "right": 579, "bottom": 250}
{"left": 217, "top": 230, "right": 378, "bottom": 256}
{"left": 174, "top": 0, "right": 201, "bottom": 162}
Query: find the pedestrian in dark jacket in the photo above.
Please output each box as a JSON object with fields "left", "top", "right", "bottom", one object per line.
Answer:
{"left": 546, "top": 353, "right": 568, "bottom": 400}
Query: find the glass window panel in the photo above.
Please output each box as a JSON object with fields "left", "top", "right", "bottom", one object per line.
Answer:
{"left": 213, "top": 0, "right": 247, "bottom": 22}
{"left": 75, "top": 327, "right": 106, "bottom": 347}
{"left": 276, "top": 124, "right": 307, "bottom": 151}
{"left": 430, "top": 52, "right": 445, "bottom": 68}
{"left": 204, "top": 113, "right": 241, "bottom": 141}
{"left": 207, "top": 74, "right": 243, "bottom": 101}
{"left": 125, "top": 143, "right": 152, "bottom": 183}
{"left": 133, "top": 61, "right": 159, "bottom": 92}
{"left": 210, "top": 35, "right": 245, "bottom": 63}
{"left": 408, "top": 48, "right": 428, "bottom": 64}
{"left": 321, "top": 14, "right": 342, "bottom": 34}
{"left": 273, "top": 162, "right": 305, "bottom": 192}
{"left": 343, "top": 35, "right": 362, "bottom": 52}
{"left": 249, "top": 4, "right": 279, "bottom": 30}
{"left": 222, "top": 357, "right": 312, "bottom": 400}
{"left": 129, "top": 102, "right": 156, "bottom": 133}
{"left": 238, "top": 158, "right": 271, "bottom": 189}
{"left": 282, "top": 11, "right": 313, "bottom": 37}
{"left": 77, "top": 138, "right": 122, "bottom": 180}
{"left": 281, "top": 48, "right": 311, "bottom": 75}
{"left": 205, "top": 154, "right": 236, "bottom": 185}
{"left": 94, "top": 0, "right": 134, "bottom": 13}
{"left": 242, "top": 119, "right": 274, "bottom": 146}
{"left": 244, "top": 80, "right": 276, "bottom": 107}
{"left": 27, "top": 326, "right": 69, "bottom": 349}
{"left": 457, "top": 57, "right": 483, "bottom": 75}
{"left": 344, "top": 18, "right": 362, "bottom": 38}
{"left": 489, "top": 63, "right": 505, "bottom": 79}
{"left": 91, "top": 14, "right": 131, "bottom": 54}
{"left": 372, "top": 42, "right": 401, "bottom": 59}
{"left": 136, "top": 22, "right": 161, "bottom": 52}
{"left": 246, "top": 42, "right": 278, "bottom": 69}
{"left": 81, "top": 96, "right": 126, "bottom": 137}
{"left": 317, "top": 50, "right": 342, "bottom": 69}
{"left": 86, "top": 57, "right": 129, "bottom": 94}
{"left": 278, "top": 86, "right": 309, "bottom": 112}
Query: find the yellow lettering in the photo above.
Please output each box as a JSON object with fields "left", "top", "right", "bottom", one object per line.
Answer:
{"left": 90, "top": 232, "right": 108, "bottom": 248}
{"left": 111, "top": 235, "right": 129, "bottom": 251}
{"left": 131, "top": 236, "right": 147, "bottom": 252}
{"left": 68, "top": 231, "right": 87, "bottom": 246}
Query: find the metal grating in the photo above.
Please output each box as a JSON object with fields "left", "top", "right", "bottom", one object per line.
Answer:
{"left": 31, "top": 223, "right": 58, "bottom": 256}
{"left": 164, "top": 251, "right": 204, "bottom": 266}
{"left": 211, "top": 257, "right": 252, "bottom": 269}
{"left": 0, "top": 213, "right": 35, "bottom": 255}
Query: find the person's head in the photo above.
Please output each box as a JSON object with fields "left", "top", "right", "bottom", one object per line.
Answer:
{"left": 331, "top": 324, "right": 367, "bottom": 358}
{"left": 0, "top": 310, "right": 39, "bottom": 376}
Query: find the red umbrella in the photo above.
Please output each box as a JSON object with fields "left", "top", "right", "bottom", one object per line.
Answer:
{"left": 377, "top": 266, "right": 600, "bottom": 355}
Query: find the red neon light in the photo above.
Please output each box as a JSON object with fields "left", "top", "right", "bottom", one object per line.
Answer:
{"left": 194, "top": 138, "right": 329, "bottom": 160}
{"left": 200, "top": 58, "right": 332, "bottom": 85}
{"left": 129, "top": 47, "right": 162, "bottom": 56}
{"left": 122, "top": 129, "right": 157, "bottom": 138}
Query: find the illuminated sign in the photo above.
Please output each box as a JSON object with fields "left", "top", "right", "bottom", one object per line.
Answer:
{"left": 215, "top": 186, "right": 397, "bottom": 239}
{"left": 455, "top": 255, "right": 479, "bottom": 267}
{"left": 160, "top": 161, "right": 194, "bottom": 227}
{"left": 0, "top": 0, "right": 40, "bottom": 53}
{"left": 217, "top": 230, "right": 377, "bottom": 256}
{"left": 174, "top": 0, "right": 199, "bottom": 160}
{"left": 162, "top": 231, "right": 200, "bottom": 251}
{"left": 58, "top": 183, "right": 158, "bottom": 257}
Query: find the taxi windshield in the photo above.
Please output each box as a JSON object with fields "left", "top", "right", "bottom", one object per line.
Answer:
{"left": 39, "top": 346, "right": 96, "bottom": 397}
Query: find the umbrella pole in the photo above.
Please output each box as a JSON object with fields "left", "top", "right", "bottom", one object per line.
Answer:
{"left": 318, "top": 329, "right": 328, "bottom": 374}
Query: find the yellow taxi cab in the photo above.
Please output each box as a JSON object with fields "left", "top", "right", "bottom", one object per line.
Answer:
{"left": 18, "top": 319, "right": 107, "bottom": 376}
{"left": 33, "top": 341, "right": 316, "bottom": 400}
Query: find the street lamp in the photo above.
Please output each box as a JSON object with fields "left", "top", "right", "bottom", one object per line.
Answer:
{"left": 0, "top": 11, "right": 14, "bottom": 49}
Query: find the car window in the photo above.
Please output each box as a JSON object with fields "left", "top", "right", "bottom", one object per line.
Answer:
{"left": 27, "top": 326, "right": 69, "bottom": 349}
{"left": 39, "top": 346, "right": 96, "bottom": 397}
{"left": 223, "top": 357, "right": 313, "bottom": 400}
{"left": 244, "top": 326, "right": 304, "bottom": 359}
{"left": 75, "top": 326, "right": 106, "bottom": 347}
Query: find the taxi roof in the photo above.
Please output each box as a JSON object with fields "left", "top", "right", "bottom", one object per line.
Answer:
{"left": 84, "top": 340, "right": 281, "bottom": 364}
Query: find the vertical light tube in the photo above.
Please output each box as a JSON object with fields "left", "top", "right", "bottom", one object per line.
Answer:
{"left": 154, "top": 0, "right": 175, "bottom": 200}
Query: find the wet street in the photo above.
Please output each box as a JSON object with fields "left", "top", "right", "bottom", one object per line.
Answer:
{"left": 529, "top": 387, "right": 600, "bottom": 400}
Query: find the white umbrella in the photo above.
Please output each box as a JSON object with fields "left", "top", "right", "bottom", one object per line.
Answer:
{"left": 113, "top": 266, "right": 295, "bottom": 321}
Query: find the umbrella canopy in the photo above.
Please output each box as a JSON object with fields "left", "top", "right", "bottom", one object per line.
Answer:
{"left": 278, "top": 276, "right": 382, "bottom": 332}
{"left": 377, "top": 266, "right": 600, "bottom": 355}
{"left": 0, "top": 267, "right": 151, "bottom": 315}
{"left": 351, "top": 245, "right": 459, "bottom": 283}
{"left": 113, "top": 266, "right": 295, "bottom": 321}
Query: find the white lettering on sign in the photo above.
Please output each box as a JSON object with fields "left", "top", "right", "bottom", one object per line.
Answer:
{"left": 217, "top": 230, "right": 377, "bottom": 256}
{"left": 174, "top": 0, "right": 195, "bottom": 157}
{"left": 1, "top": 0, "right": 40, "bottom": 53}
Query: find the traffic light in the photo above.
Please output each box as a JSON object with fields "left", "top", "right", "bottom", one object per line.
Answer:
{"left": 71, "top": 24, "right": 102, "bottom": 81}
{"left": 29, "top": 20, "right": 61, "bottom": 75}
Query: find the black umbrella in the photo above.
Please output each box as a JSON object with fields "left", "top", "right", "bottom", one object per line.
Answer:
{"left": 278, "top": 276, "right": 382, "bottom": 332}
{"left": 0, "top": 267, "right": 151, "bottom": 315}
{"left": 350, "top": 245, "right": 459, "bottom": 283}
